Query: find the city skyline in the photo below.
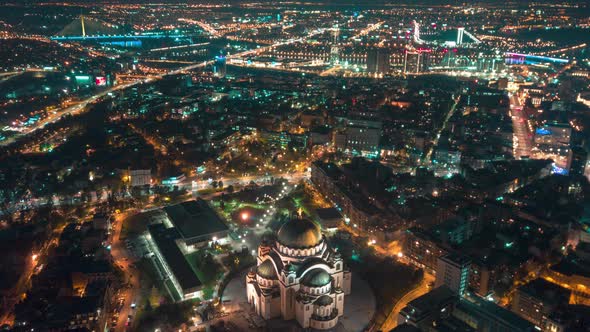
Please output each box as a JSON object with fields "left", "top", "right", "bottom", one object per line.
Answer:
{"left": 0, "top": 0, "right": 589, "bottom": 331}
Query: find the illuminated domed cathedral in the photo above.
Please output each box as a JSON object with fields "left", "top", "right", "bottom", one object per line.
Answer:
{"left": 246, "top": 217, "right": 352, "bottom": 330}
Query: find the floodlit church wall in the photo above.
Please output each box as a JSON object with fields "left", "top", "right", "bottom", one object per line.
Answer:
{"left": 300, "top": 283, "right": 331, "bottom": 296}
{"left": 247, "top": 218, "right": 352, "bottom": 330}
{"left": 310, "top": 315, "right": 338, "bottom": 330}
{"left": 343, "top": 271, "right": 352, "bottom": 295}
{"left": 336, "top": 293, "right": 344, "bottom": 316}
{"left": 333, "top": 272, "right": 342, "bottom": 290}
{"left": 270, "top": 295, "right": 281, "bottom": 318}
{"left": 296, "top": 301, "right": 310, "bottom": 328}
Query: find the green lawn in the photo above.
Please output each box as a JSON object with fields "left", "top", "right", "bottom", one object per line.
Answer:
{"left": 221, "top": 250, "right": 256, "bottom": 272}
{"left": 185, "top": 250, "right": 223, "bottom": 286}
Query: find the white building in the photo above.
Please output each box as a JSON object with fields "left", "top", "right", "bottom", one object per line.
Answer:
{"left": 435, "top": 253, "right": 471, "bottom": 296}
{"left": 246, "top": 217, "right": 352, "bottom": 330}
{"left": 130, "top": 169, "right": 151, "bottom": 187}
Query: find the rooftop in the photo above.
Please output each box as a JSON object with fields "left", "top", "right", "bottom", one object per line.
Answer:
{"left": 440, "top": 253, "right": 472, "bottom": 267}
{"left": 390, "top": 324, "right": 422, "bottom": 332}
{"left": 313, "top": 161, "right": 342, "bottom": 180}
{"left": 517, "top": 278, "right": 570, "bottom": 304}
{"left": 405, "top": 286, "right": 457, "bottom": 315}
{"left": 148, "top": 223, "right": 202, "bottom": 293}
{"left": 316, "top": 207, "right": 342, "bottom": 221}
{"left": 301, "top": 268, "right": 331, "bottom": 287}
{"left": 457, "top": 296, "right": 534, "bottom": 331}
{"left": 277, "top": 218, "right": 322, "bottom": 249}
{"left": 548, "top": 304, "right": 590, "bottom": 327}
{"left": 550, "top": 256, "right": 590, "bottom": 278}
{"left": 164, "top": 199, "right": 229, "bottom": 241}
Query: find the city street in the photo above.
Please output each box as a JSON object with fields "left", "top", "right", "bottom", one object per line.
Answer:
{"left": 1, "top": 26, "right": 332, "bottom": 149}
{"left": 3, "top": 2, "right": 588, "bottom": 331}
{"left": 105, "top": 177, "right": 303, "bottom": 331}
{"left": 379, "top": 273, "right": 435, "bottom": 331}
{"left": 422, "top": 94, "right": 462, "bottom": 165}
{"left": 110, "top": 210, "right": 144, "bottom": 332}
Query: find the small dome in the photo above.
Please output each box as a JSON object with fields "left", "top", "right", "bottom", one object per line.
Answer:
{"left": 256, "top": 260, "right": 277, "bottom": 280}
{"left": 314, "top": 295, "right": 333, "bottom": 306}
{"left": 301, "top": 269, "right": 331, "bottom": 287}
{"left": 285, "top": 263, "right": 297, "bottom": 273}
{"left": 277, "top": 218, "right": 322, "bottom": 249}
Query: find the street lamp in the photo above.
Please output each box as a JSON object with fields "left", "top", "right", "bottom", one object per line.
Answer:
{"left": 241, "top": 212, "right": 249, "bottom": 221}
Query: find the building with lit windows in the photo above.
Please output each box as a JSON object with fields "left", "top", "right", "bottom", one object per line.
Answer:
{"left": 333, "top": 117, "right": 382, "bottom": 158}
{"left": 511, "top": 279, "right": 570, "bottom": 329}
{"left": 366, "top": 48, "right": 390, "bottom": 74}
{"left": 397, "top": 286, "right": 535, "bottom": 332}
{"left": 145, "top": 200, "right": 230, "bottom": 301}
{"left": 129, "top": 169, "right": 151, "bottom": 187}
{"left": 404, "top": 227, "right": 448, "bottom": 274}
{"left": 532, "top": 123, "right": 573, "bottom": 174}
{"left": 310, "top": 161, "right": 376, "bottom": 229}
{"left": 404, "top": 50, "right": 425, "bottom": 73}
{"left": 435, "top": 254, "right": 471, "bottom": 296}
{"left": 246, "top": 217, "right": 351, "bottom": 330}
{"left": 214, "top": 55, "right": 227, "bottom": 78}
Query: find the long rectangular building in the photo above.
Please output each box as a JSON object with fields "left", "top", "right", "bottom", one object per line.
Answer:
{"left": 147, "top": 223, "right": 203, "bottom": 301}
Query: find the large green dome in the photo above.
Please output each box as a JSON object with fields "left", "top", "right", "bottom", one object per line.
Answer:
{"left": 277, "top": 218, "right": 322, "bottom": 249}
{"left": 256, "top": 259, "right": 277, "bottom": 279}
{"left": 301, "top": 268, "right": 331, "bottom": 287}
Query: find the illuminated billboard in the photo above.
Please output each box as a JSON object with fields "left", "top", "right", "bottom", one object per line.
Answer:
{"left": 95, "top": 76, "right": 107, "bottom": 86}
{"left": 74, "top": 75, "right": 91, "bottom": 84}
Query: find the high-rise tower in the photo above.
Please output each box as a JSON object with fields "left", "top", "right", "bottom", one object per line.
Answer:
{"left": 213, "top": 55, "right": 227, "bottom": 78}
{"left": 330, "top": 24, "right": 340, "bottom": 65}
{"left": 435, "top": 253, "right": 471, "bottom": 296}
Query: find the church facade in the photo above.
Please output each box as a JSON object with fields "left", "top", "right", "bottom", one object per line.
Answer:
{"left": 246, "top": 217, "right": 352, "bottom": 330}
